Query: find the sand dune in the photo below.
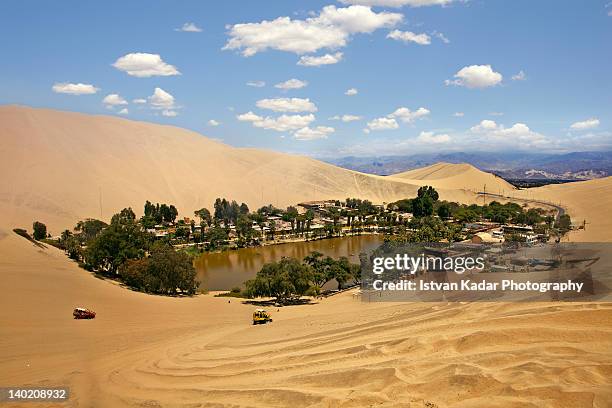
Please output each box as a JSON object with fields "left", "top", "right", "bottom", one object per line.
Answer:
{"left": 388, "top": 162, "right": 516, "bottom": 195}
{"left": 515, "top": 177, "right": 612, "bottom": 242}
{"left": 3, "top": 106, "right": 609, "bottom": 243}
{"left": 1, "top": 235, "right": 611, "bottom": 407}
{"left": 0, "top": 106, "right": 478, "bottom": 234}
{"left": 1, "top": 106, "right": 612, "bottom": 407}
{"left": 389, "top": 162, "right": 612, "bottom": 242}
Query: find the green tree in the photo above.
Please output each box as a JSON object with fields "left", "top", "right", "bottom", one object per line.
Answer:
{"left": 283, "top": 206, "right": 299, "bottom": 232}
{"left": 303, "top": 251, "right": 333, "bottom": 288}
{"left": 32, "top": 221, "right": 47, "bottom": 240}
{"left": 417, "top": 185, "right": 439, "bottom": 201}
{"left": 194, "top": 208, "right": 212, "bottom": 227}
{"left": 437, "top": 203, "right": 451, "bottom": 219}
{"left": 121, "top": 243, "right": 198, "bottom": 295}
{"left": 236, "top": 213, "right": 257, "bottom": 245}
{"left": 84, "top": 209, "right": 151, "bottom": 275}
{"left": 74, "top": 219, "right": 107, "bottom": 244}
{"left": 412, "top": 195, "right": 434, "bottom": 217}
{"left": 557, "top": 214, "right": 572, "bottom": 234}
{"left": 245, "top": 257, "right": 313, "bottom": 303}
{"left": 205, "top": 223, "right": 229, "bottom": 250}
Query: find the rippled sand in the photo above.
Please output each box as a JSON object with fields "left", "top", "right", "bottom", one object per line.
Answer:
{"left": 1, "top": 235, "right": 610, "bottom": 407}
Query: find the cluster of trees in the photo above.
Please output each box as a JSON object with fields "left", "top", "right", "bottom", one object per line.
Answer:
{"left": 213, "top": 198, "right": 249, "bottom": 226}
{"left": 141, "top": 201, "right": 178, "bottom": 228}
{"left": 388, "top": 186, "right": 440, "bottom": 218}
{"left": 51, "top": 205, "right": 198, "bottom": 296}
{"left": 390, "top": 216, "right": 462, "bottom": 243}
{"left": 452, "top": 201, "right": 553, "bottom": 228}
{"left": 121, "top": 243, "right": 197, "bottom": 295}
{"left": 58, "top": 218, "right": 108, "bottom": 260}
{"left": 245, "top": 252, "right": 361, "bottom": 303}
{"left": 345, "top": 198, "right": 376, "bottom": 214}
{"left": 83, "top": 208, "right": 150, "bottom": 275}
{"left": 388, "top": 186, "right": 555, "bottom": 230}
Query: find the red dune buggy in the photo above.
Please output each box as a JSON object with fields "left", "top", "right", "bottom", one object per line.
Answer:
{"left": 73, "top": 307, "right": 96, "bottom": 319}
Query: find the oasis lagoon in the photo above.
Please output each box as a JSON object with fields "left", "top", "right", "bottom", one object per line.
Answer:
{"left": 194, "top": 235, "right": 383, "bottom": 291}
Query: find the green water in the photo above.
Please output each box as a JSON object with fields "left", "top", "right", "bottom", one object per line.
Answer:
{"left": 194, "top": 235, "right": 383, "bottom": 290}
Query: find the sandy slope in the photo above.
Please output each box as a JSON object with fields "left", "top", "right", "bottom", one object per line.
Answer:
{"left": 1, "top": 105, "right": 468, "bottom": 234}
{"left": 515, "top": 177, "right": 612, "bottom": 242}
{"left": 1, "top": 106, "right": 612, "bottom": 407}
{"left": 388, "top": 162, "right": 516, "bottom": 195}
{"left": 1, "top": 234, "right": 611, "bottom": 407}
{"left": 388, "top": 162, "right": 612, "bottom": 243}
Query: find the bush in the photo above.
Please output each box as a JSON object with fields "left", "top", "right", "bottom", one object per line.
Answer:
{"left": 120, "top": 244, "right": 198, "bottom": 295}
{"left": 32, "top": 221, "right": 47, "bottom": 240}
{"left": 557, "top": 214, "right": 572, "bottom": 234}
{"left": 245, "top": 257, "right": 313, "bottom": 303}
{"left": 84, "top": 210, "right": 151, "bottom": 275}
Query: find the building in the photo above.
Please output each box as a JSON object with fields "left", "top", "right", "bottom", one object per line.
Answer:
{"left": 502, "top": 224, "right": 534, "bottom": 235}
{"left": 298, "top": 200, "right": 338, "bottom": 212}
{"left": 471, "top": 231, "right": 505, "bottom": 244}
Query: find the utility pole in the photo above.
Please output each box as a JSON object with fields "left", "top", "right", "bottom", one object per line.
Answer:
{"left": 483, "top": 184, "right": 486, "bottom": 206}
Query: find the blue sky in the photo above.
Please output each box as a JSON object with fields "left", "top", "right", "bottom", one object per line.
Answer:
{"left": 1, "top": 0, "right": 610, "bottom": 157}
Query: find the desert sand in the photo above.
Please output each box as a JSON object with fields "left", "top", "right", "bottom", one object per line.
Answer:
{"left": 1, "top": 234, "right": 611, "bottom": 407}
{"left": 389, "top": 162, "right": 516, "bottom": 195}
{"left": 1, "top": 106, "right": 612, "bottom": 407}
{"left": 0, "top": 106, "right": 475, "bottom": 234}
{"left": 514, "top": 177, "right": 612, "bottom": 242}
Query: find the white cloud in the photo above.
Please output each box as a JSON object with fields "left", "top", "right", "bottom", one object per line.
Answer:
{"left": 345, "top": 87, "right": 358, "bottom": 96}
{"left": 297, "top": 52, "right": 344, "bottom": 66}
{"left": 246, "top": 80, "right": 266, "bottom": 87}
{"left": 118, "top": 108, "right": 129, "bottom": 115}
{"left": 112, "top": 53, "right": 180, "bottom": 77}
{"left": 223, "top": 5, "right": 402, "bottom": 57}
{"left": 387, "top": 30, "right": 431, "bottom": 45}
{"left": 102, "top": 93, "right": 128, "bottom": 107}
{"left": 570, "top": 118, "right": 600, "bottom": 130}
{"left": 470, "top": 119, "right": 498, "bottom": 132}
{"left": 366, "top": 117, "right": 399, "bottom": 131}
{"left": 52, "top": 82, "right": 99, "bottom": 95}
{"left": 331, "top": 114, "right": 362, "bottom": 122}
{"left": 256, "top": 97, "right": 317, "bottom": 113}
{"left": 237, "top": 111, "right": 315, "bottom": 132}
{"left": 236, "top": 111, "right": 261, "bottom": 122}
{"left": 148, "top": 87, "right": 176, "bottom": 109}
{"left": 470, "top": 120, "right": 546, "bottom": 145}
{"left": 294, "top": 126, "right": 335, "bottom": 140}
{"left": 445, "top": 65, "right": 503, "bottom": 88}
{"left": 433, "top": 31, "right": 450, "bottom": 44}
{"left": 364, "top": 106, "right": 429, "bottom": 132}
{"left": 339, "top": 0, "right": 453, "bottom": 7}
{"left": 275, "top": 78, "right": 308, "bottom": 90}
{"left": 452, "top": 112, "right": 464, "bottom": 117}
{"left": 417, "top": 131, "right": 450, "bottom": 144}
{"left": 511, "top": 70, "right": 526, "bottom": 81}
{"left": 132, "top": 98, "right": 147, "bottom": 104}
{"left": 389, "top": 106, "right": 430, "bottom": 123}
{"left": 175, "top": 22, "right": 202, "bottom": 32}
{"left": 162, "top": 110, "right": 178, "bottom": 117}
{"left": 208, "top": 119, "right": 220, "bottom": 126}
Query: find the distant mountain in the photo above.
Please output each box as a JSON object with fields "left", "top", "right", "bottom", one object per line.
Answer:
{"left": 327, "top": 151, "right": 612, "bottom": 180}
